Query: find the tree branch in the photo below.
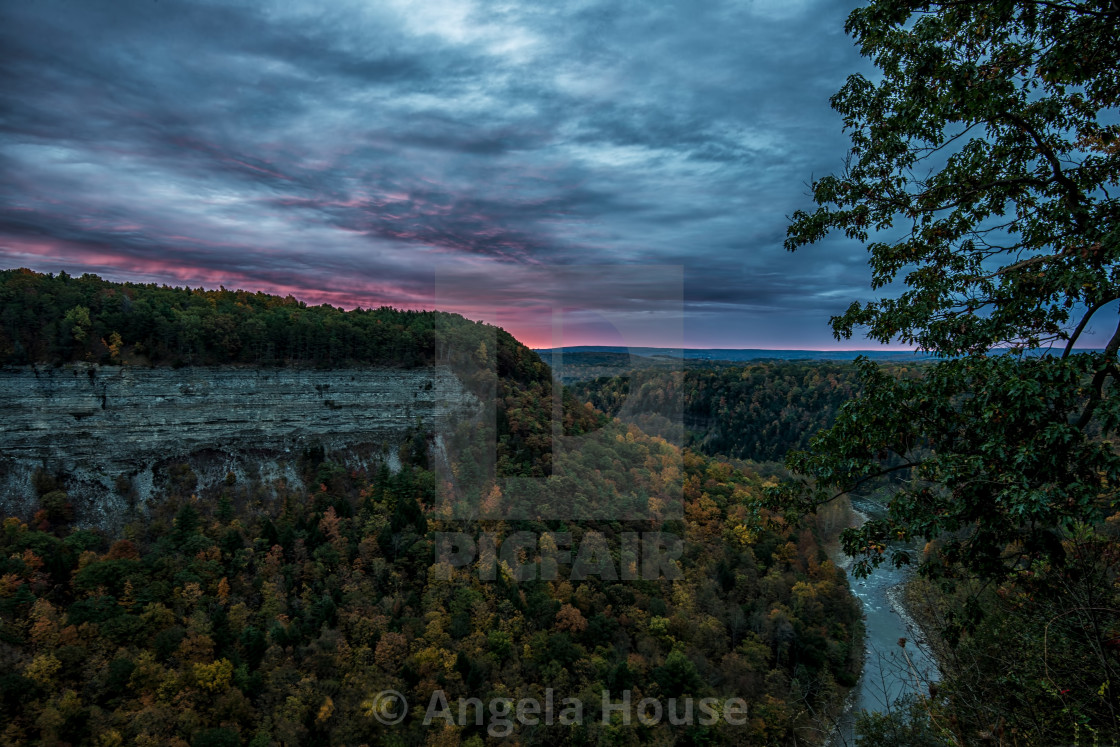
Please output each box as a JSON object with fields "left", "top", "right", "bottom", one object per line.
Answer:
{"left": 820, "top": 460, "right": 922, "bottom": 506}
{"left": 933, "top": 0, "right": 1120, "bottom": 22}
{"left": 1075, "top": 312, "right": 1120, "bottom": 428}
{"left": 1064, "top": 297, "right": 1120, "bottom": 358}
{"left": 1002, "top": 112, "right": 1090, "bottom": 233}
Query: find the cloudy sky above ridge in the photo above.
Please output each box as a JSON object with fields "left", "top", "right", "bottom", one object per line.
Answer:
{"left": 0, "top": 0, "right": 898, "bottom": 348}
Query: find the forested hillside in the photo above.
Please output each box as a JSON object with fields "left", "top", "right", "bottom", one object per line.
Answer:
{"left": 0, "top": 268, "right": 536, "bottom": 378}
{"left": 0, "top": 270, "right": 863, "bottom": 745}
{"left": 0, "top": 439, "right": 863, "bottom": 745}
{"left": 0, "top": 268, "right": 570, "bottom": 483}
{"left": 571, "top": 364, "right": 922, "bottom": 463}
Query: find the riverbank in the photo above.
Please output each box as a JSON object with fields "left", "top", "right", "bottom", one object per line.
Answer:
{"left": 844, "top": 505, "right": 941, "bottom": 683}
{"left": 886, "top": 584, "right": 936, "bottom": 664}
{"left": 824, "top": 503, "right": 941, "bottom": 746}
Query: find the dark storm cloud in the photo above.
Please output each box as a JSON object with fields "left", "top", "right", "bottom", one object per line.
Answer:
{"left": 0, "top": 0, "right": 882, "bottom": 347}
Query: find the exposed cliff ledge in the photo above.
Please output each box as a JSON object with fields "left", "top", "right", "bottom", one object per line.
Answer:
{"left": 0, "top": 364, "right": 480, "bottom": 528}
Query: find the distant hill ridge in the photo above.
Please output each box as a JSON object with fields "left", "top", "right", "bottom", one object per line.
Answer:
{"left": 537, "top": 345, "right": 933, "bottom": 361}
{"left": 0, "top": 267, "right": 548, "bottom": 387}
{"left": 538, "top": 345, "right": 1101, "bottom": 362}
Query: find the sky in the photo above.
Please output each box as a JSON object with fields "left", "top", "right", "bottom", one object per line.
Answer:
{"left": 0, "top": 0, "right": 899, "bottom": 349}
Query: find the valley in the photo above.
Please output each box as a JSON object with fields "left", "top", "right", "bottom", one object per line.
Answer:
{"left": 0, "top": 270, "right": 865, "bottom": 746}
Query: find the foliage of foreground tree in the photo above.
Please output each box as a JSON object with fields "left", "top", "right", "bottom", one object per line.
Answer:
{"left": 772, "top": 0, "right": 1120, "bottom": 742}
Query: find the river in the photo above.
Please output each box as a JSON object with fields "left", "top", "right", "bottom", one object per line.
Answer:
{"left": 825, "top": 498, "right": 941, "bottom": 746}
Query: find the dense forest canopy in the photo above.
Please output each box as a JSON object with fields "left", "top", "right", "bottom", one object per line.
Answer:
{"left": 0, "top": 436, "right": 864, "bottom": 746}
{"left": 0, "top": 268, "right": 543, "bottom": 384}
{"left": 572, "top": 363, "right": 922, "bottom": 463}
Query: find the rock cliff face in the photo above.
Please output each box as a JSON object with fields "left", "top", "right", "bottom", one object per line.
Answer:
{"left": 0, "top": 364, "right": 480, "bottom": 528}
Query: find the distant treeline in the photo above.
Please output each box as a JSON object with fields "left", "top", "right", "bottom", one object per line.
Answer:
{"left": 0, "top": 269, "right": 545, "bottom": 386}
{"left": 571, "top": 363, "right": 925, "bottom": 462}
